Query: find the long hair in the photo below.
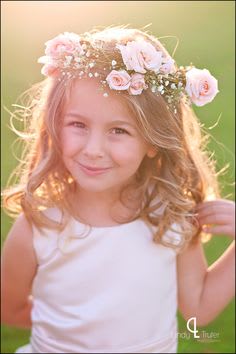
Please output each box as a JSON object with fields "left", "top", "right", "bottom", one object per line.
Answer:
{"left": 2, "top": 25, "right": 221, "bottom": 252}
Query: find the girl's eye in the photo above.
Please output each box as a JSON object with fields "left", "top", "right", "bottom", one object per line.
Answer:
{"left": 68, "top": 122, "right": 129, "bottom": 135}
{"left": 70, "top": 121, "right": 85, "bottom": 128}
{"left": 111, "top": 127, "right": 129, "bottom": 135}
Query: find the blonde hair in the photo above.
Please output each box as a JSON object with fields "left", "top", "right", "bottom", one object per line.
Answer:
{"left": 2, "top": 25, "right": 221, "bottom": 252}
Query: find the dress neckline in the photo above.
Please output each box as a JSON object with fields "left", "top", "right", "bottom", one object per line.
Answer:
{"left": 73, "top": 216, "right": 141, "bottom": 230}
{"left": 45, "top": 207, "right": 150, "bottom": 230}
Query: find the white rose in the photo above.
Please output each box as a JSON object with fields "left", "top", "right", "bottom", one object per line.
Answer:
{"left": 159, "top": 57, "right": 176, "bottom": 74}
{"left": 116, "top": 40, "right": 163, "bottom": 74}
{"left": 106, "top": 70, "right": 131, "bottom": 90}
{"left": 185, "top": 68, "right": 219, "bottom": 106}
{"left": 128, "top": 73, "right": 148, "bottom": 95}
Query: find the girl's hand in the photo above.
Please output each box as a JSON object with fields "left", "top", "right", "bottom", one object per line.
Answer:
{"left": 195, "top": 199, "right": 235, "bottom": 239}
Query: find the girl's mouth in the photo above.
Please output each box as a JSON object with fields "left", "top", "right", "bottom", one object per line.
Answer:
{"left": 78, "top": 163, "right": 112, "bottom": 176}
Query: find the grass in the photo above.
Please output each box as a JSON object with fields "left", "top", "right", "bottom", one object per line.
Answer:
{"left": 1, "top": 1, "right": 235, "bottom": 353}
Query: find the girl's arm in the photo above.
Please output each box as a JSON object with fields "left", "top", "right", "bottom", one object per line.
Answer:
{"left": 1, "top": 213, "right": 38, "bottom": 329}
{"left": 177, "top": 199, "right": 235, "bottom": 327}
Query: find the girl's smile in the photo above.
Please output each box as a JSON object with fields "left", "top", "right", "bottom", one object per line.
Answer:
{"left": 76, "top": 161, "right": 112, "bottom": 176}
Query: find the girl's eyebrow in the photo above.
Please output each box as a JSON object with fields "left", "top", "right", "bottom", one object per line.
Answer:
{"left": 65, "top": 112, "right": 136, "bottom": 128}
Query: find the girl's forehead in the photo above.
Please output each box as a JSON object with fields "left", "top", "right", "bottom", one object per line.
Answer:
{"left": 66, "top": 78, "right": 134, "bottom": 121}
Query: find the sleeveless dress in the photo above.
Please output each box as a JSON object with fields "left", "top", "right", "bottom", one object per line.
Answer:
{"left": 15, "top": 207, "right": 182, "bottom": 353}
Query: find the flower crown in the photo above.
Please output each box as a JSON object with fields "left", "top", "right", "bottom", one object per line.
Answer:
{"left": 38, "top": 31, "right": 219, "bottom": 112}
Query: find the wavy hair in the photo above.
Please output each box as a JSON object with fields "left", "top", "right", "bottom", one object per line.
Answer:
{"left": 2, "top": 25, "right": 221, "bottom": 252}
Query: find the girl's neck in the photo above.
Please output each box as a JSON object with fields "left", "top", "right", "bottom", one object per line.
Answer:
{"left": 69, "top": 186, "right": 141, "bottom": 227}
{"left": 74, "top": 187, "right": 120, "bottom": 208}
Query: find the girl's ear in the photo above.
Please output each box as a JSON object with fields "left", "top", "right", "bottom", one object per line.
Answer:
{"left": 146, "top": 146, "right": 158, "bottom": 159}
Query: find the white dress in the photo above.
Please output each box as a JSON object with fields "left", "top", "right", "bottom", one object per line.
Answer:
{"left": 15, "top": 207, "right": 181, "bottom": 353}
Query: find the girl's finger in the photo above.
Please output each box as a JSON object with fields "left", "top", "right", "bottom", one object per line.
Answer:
{"left": 196, "top": 205, "right": 232, "bottom": 214}
{"left": 196, "top": 200, "right": 235, "bottom": 212}
{"left": 197, "top": 214, "right": 233, "bottom": 226}
{"left": 202, "top": 225, "right": 234, "bottom": 237}
{"left": 196, "top": 207, "right": 235, "bottom": 218}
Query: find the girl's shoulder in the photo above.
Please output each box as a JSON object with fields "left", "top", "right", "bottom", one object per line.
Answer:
{"left": 5, "top": 212, "right": 34, "bottom": 242}
{"left": 2, "top": 212, "right": 37, "bottom": 283}
{"left": 3, "top": 213, "right": 39, "bottom": 260}
{"left": 2, "top": 213, "right": 37, "bottom": 322}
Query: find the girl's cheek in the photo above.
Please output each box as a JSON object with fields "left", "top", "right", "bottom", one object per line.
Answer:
{"left": 110, "top": 144, "right": 143, "bottom": 162}
{"left": 61, "top": 132, "right": 84, "bottom": 155}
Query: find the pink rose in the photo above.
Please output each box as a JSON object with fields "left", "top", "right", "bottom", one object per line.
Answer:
{"left": 128, "top": 73, "right": 148, "bottom": 95}
{"left": 37, "top": 55, "right": 51, "bottom": 65}
{"left": 185, "top": 68, "right": 219, "bottom": 106}
{"left": 106, "top": 70, "right": 131, "bottom": 90}
{"left": 38, "top": 56, "right": 59, "bottom": 76}
{"left": 41, "top": 64, "right": 59, "bottom": 77}
{"left": 45, "top": 32, "right": 84, "bottom": 58}
{"left": 116, "top": 40, "right": 163, "bottom": 74}
{"left": 159, "top": 57, "right": 175, "bottom": 74}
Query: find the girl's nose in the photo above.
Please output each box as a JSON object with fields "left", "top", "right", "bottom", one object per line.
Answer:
{"left": 82, "top": 133, "right": 105, "bottom": 159}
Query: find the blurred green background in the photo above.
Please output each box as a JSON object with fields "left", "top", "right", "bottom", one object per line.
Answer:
{"left": 1, "top": 1, "right": 235, "bottom": 353}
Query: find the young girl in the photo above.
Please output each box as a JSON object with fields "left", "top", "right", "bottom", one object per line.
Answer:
{"left": 1, "top": 25, "right": 235, "bottom": 354}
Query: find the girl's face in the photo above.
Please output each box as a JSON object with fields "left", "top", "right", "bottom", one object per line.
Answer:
{"left": 60, "top": 78, "right": 156, "bottom": 194}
